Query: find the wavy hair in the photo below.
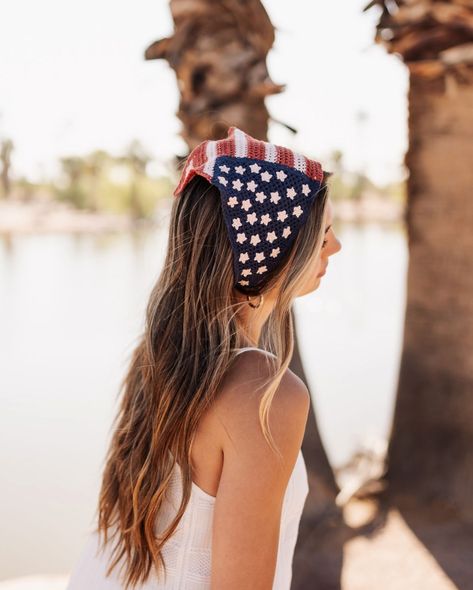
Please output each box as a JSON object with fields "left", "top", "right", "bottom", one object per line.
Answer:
{"left": 94, "top": 169, "right": 331, "bottom": 588}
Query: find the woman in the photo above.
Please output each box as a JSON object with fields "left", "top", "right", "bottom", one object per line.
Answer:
{"left": 67, "top": 126, "right": 342, "bottom": 589}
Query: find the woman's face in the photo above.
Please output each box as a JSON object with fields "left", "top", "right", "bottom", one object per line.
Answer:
{"left": 296, "top": 198, "right": 342, "bottom": 297}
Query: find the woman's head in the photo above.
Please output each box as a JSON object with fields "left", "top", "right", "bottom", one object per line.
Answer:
{"left": 95, "top": 132, "right": 341, "bottom": 589}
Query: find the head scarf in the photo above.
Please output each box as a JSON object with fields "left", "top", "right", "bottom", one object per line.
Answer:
{"left": 174, "top": 126, "right": 325, "bottom": 291}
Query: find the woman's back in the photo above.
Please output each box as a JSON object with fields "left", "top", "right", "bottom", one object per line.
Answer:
{"left": 66, "top": 347, "right": 310, "bottom": 589}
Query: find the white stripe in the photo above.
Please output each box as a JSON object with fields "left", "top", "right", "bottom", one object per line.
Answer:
{"left": 203, "top": 141, "right": 217, "bottom": 177}
{"left": 293, "top": 152, "right": 306, "bottom": 173}
{"left": 234, "top": 128, "right": 248, "bottom": 158}
{"left": 264, "top": 142, "right": 277, "bottom": 162}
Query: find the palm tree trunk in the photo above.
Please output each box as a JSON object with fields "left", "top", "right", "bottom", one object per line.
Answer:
{"left": 290, "top": 309, "right": 339, "bottom": 511}
{"left": 144, "top": 0, "right": 284, "bottom": 149}
{"left": 387, "top": 74, "right": 473, "bottom": 522}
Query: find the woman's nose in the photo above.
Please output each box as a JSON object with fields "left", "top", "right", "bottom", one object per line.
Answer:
{"left": 331, "top": 236, "right": 342, "bottom": 255}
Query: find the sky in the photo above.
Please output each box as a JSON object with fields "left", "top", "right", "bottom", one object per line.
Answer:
{"left": 0, "top": 0, "right": 409, "bottom": 186}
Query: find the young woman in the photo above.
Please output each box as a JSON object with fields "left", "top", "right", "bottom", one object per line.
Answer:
{"left": 67, "top": 126, "right": 342, "bottom": 589}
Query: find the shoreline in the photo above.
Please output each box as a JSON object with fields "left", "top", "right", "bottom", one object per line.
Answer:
{"left": 0, "top": 196, "right": 403, "bottom": 236}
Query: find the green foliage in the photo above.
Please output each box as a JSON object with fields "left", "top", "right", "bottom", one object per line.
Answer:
{"left": 52, "top": 142, "right": 174, "bottom": 219}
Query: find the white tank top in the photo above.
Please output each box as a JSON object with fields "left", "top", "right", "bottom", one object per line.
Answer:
{"left": 66, "top": 347, "right": 310, "bottom": 589}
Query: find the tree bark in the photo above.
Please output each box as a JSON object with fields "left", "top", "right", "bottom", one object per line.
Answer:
{"left": 144, "top": 0, "right": 284, "bottom": 149}
{"left": 387, "top": 74, "right": 473, "bottom": 522}
{"left": 290, "top": 308, "right": 340, "bottom": 513}
{"left": 290, "top": 308, "right": 344, "bottom": 590}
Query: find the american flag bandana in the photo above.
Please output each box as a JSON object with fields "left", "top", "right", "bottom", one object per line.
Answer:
{"left": 173, "top": 126, "right": 325, "bottom": 291}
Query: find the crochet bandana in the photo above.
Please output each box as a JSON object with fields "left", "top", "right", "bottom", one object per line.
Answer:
{"left": 173, "top": 126, "right": 325, "bottom": 291}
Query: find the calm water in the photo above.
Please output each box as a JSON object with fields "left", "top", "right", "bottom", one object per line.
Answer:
{"left": 0, "top": 216, "right": 407, "bottom": 579}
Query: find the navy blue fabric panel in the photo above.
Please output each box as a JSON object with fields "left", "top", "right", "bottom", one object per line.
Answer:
{"left": 211, "top": 156, "right": 322, "bottom": 290}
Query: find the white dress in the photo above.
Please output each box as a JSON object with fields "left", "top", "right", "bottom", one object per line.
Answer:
{"left": 67, "top": 347, "right": 310, "bottom": 589}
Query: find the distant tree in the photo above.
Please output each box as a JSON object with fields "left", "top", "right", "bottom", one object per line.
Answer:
{"left": 365, "top": 0, "right": 473, "bottom": 521}
{"left": 84, "top": 150, "right": 110, "bottom": 212}
{"left": 58, "top": 156, "right": 88, "bottom": 208}
{"left": 0, "top": 138, "right": 14, "bottom": 198}
{"left": 119, "top": 140, "right": 153, "bottom": 220}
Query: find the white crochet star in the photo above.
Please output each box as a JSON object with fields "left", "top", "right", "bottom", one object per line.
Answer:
{"left": 241, "top": 268, "right": 252, "bottom": 277}
{"left": 270, "top": 191, "right": 281, "bottom": 204}
{"left": 227, "top": 196, "right": 238, "bottom": 208}
{"left": 239, "top": 252, "right": 249, "bottom": 263}
{"left": 277, "top": 210, "right": 288, "bottom": 222}
{"left": 246, "top": 212, "right": 258, "bottom": 225}
{"left": 246, "top": 180, "right": 258, "bottom": 192}
{"left": 249, "top": 163, "right": 262, "bottom": 173}
{"left": 241, "top": 199, "right": 252, "bottom": 211}
{"left": 235, "top": 165, "right": 246, "bottom": 175}
{"left": 282, "top": 226, "right": 292, "bottom": 238}
{"left": 270, "top": 247, "right": 281, "bottom": 258}
{"left": 255, "top": 191, "right": 267, "bottom": 203}
{"left": 254, "top": 252, "right": 266, "bottom": 263}
{"left": 239, "top": 279, "right": 249, "bottom": 286}
{"left": 260, "top": 171, "right": 272, "bottom": 182}
{"left": 250, "top": 234, "right": 261, "bottom": 246}
{"left": 232, "top": 218, "right": 242, "bottom": 230}
{"left": 236, "top": 232, "right": 247, "bottom": 244}
{"left": 286, "top": 187, "right": 297, "bottom": 200}
{"left": 266, "top": 231, "right": 277, "bottom": 244}
{"left": 276, "top": 170, "right": 287, "bottom": 181}
{"left": 218, "top": 176, "right": 228, "bottom": 186}
{"left": 260, "top": 213, "right": 271, "bottom": 226}
{"left": 232, "top": 178, "right": 244, "bottom": 191}
{"left": 293, "top": 205, "right": 303, "bottom": 218}
{"left": 219, "top": 164, "right": 230, "bottom": 173}
{"left": 256, "top": 266, "right": 268, "bottom": 274}
{"left": 302, "top": 184, "right": 311, "bottom": 196}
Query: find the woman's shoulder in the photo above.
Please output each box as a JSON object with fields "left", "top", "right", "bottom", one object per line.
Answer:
{"left": 212, "top": 347, "right": 310, "bottom": 450}
{"left": 227, "top": 347, "right": 309, "bottom": 399}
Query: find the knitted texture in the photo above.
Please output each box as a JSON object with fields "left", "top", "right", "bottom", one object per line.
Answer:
{"left": 173, "top": 126, "right": 325, "bottom": 291}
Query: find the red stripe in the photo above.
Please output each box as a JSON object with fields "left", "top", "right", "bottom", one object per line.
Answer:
{"left": 307, "top": 158, "right": 318, "bottom": 181}
{"left": 276, "top": 145, "right": 294, "bottom": 168}
{"left": 247, "top": 137, "right": 266, "bottom": 160}
{"left": 173, "top": 140, "right": 207, "bottom": 196}
{"left": 314, "top": 160, "right": 324, "bottom": 181}
{"left": 194, "top": 141, "right": 207, "bottom": 168}
{"left": 305, "top": 157, "right": 324, "bottom": 182}
{"left": 216, "top": 136, "right": 233, "bottom": 157}
{"left": 226, "top": 126, "right": 237, "bottom": 157}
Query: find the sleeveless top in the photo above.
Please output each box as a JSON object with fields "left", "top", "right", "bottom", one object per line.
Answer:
{"left": 66, "top": 347, "right": 310, "bottom": 589}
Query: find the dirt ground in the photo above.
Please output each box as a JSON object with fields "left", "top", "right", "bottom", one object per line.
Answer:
{"left": 293, "top": 497, "right": 473, "bottom": 590}
{"left": 340, "top": 499, "right": 473, "bottom": 590}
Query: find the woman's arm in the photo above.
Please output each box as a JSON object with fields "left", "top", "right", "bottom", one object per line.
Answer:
{"left": 211, "top": 353, "right": 310, "bottom": 589}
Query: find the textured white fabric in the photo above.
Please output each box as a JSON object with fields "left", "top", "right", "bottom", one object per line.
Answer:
{"left": 67, "top": 347, "right": 310, "bottom": 589}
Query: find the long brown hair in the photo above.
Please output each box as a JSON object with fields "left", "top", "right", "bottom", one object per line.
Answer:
{"left": 94, "top": 170, "right": 331, "bottom": 588}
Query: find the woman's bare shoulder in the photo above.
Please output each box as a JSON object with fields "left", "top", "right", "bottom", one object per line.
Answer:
{"left": 212, "top": 349, "right": 310, "bottom": 453}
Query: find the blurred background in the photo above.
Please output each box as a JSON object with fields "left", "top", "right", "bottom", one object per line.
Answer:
{"left": 1, "top": 1, "right": 472, "bottom": 589}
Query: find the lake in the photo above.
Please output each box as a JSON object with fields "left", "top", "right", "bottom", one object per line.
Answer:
{"left": 0, "top": 215, "right": 407, "bottom": 579}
